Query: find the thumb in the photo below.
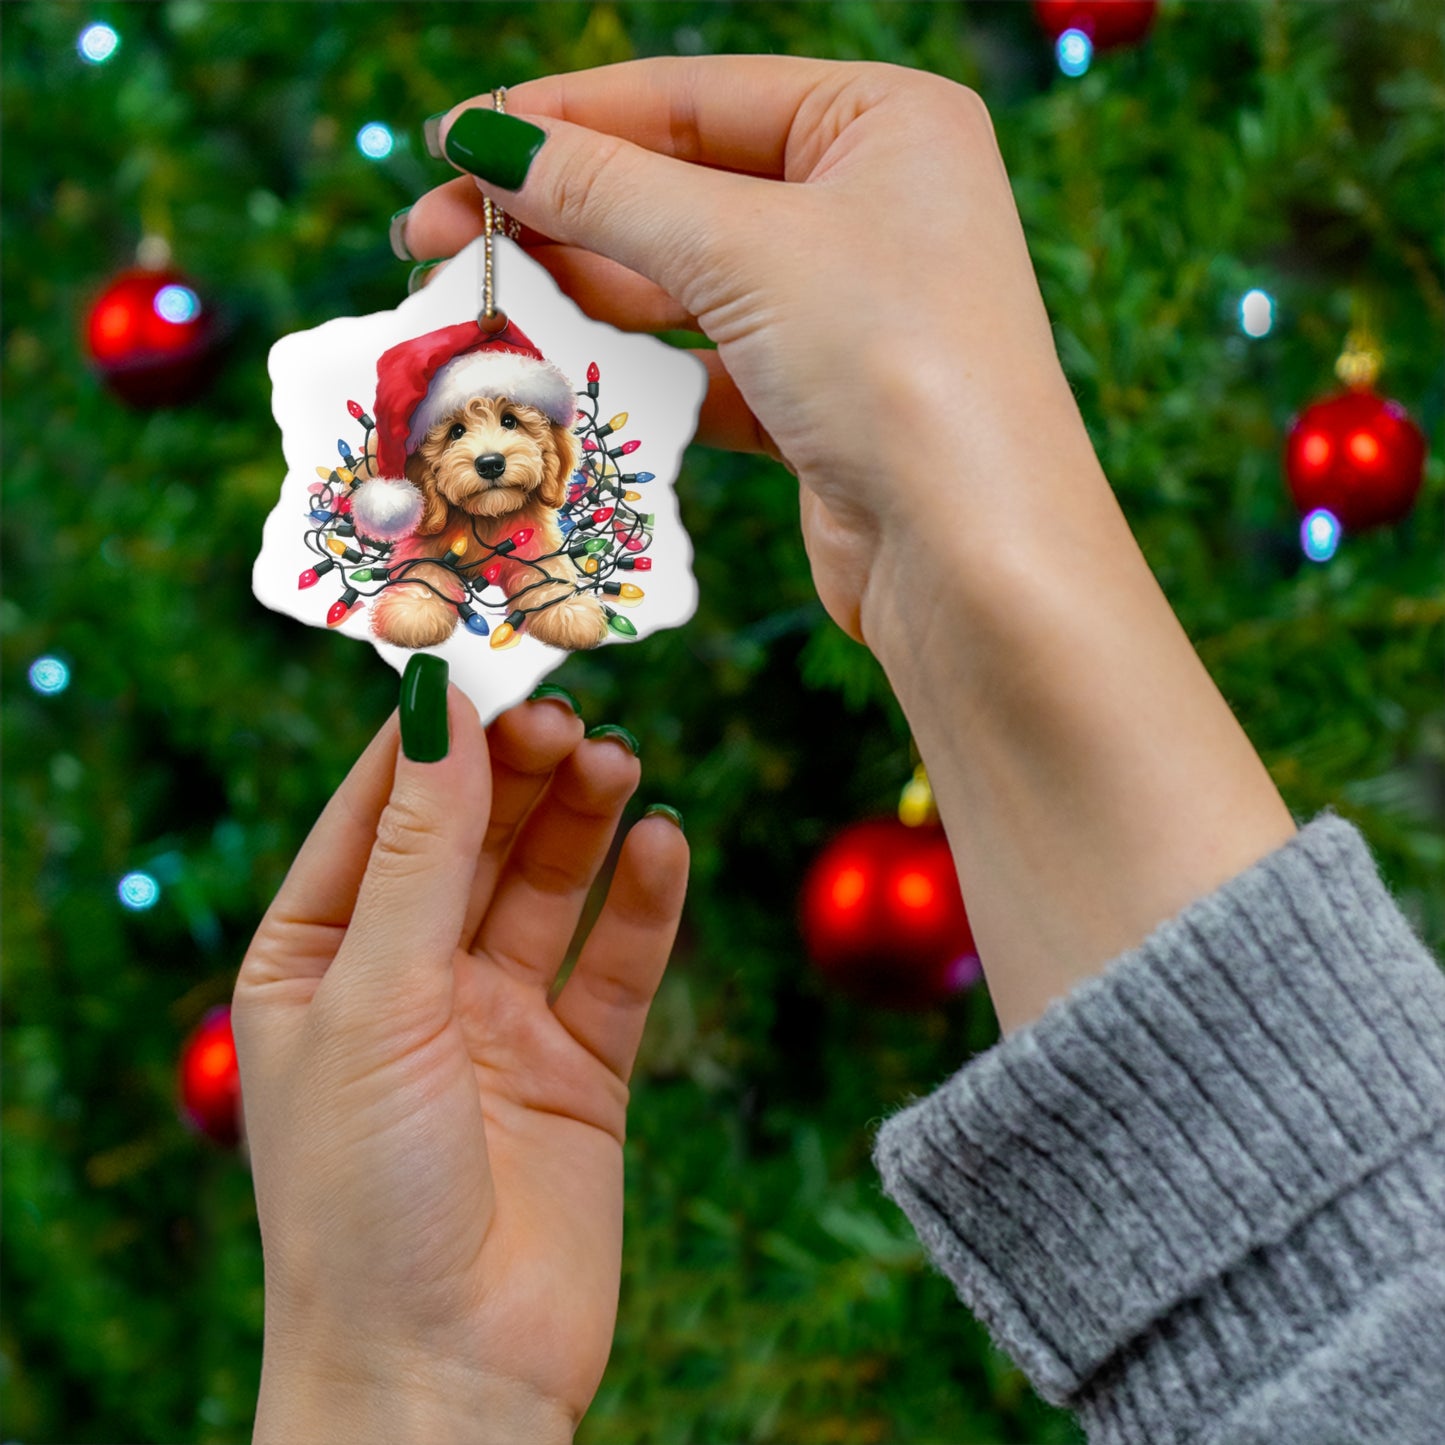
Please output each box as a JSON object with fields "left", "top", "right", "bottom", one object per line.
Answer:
{"left": 438, "top": 103, "right": 762, "bottom": 317}
{"left": 326, "top": 660, "right": 489, "bottom": 1027}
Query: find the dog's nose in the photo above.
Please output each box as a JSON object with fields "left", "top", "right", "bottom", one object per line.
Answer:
{"left": 474, "top": 453, "right": 507, "bottom": 482}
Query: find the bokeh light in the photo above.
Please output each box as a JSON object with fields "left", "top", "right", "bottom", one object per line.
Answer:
{"left": 1240, "top": 288, "right": 1274, "bottom": 337}
{"left": 118, "top": 871, "right": 162, "bottom": 910}
{"left": 1301, "top": 508, "right": 1341, "bottom": 563}
{"left": 28, "top": 656, "right": 71, "bottom": 695}
{"left": 1057, "top": 28, "right": 1093, "bottom": 77}
{"left": 356, "top": 122, "right": 394, "bottom": 159}
{"left": 153, "top": 284, "right": 201, "bottom": 324}
{"left": 78, "top": 22, "right": 119, "bottom": 64}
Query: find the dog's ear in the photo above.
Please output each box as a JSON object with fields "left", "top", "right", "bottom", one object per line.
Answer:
{"left": 405, "top": 450, "right": 450, "bottom": 535}
{"left": 539, "top": 420, "right": 580, "bottom": 511}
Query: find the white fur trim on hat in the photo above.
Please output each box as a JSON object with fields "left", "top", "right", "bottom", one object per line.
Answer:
{"left": 349, "top": 475, "right": 424, "bottom": 542}
{"left": 407, "top": 350, "right": 575, "bottom": 446}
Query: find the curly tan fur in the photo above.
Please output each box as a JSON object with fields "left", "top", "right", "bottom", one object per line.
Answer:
{"left": 369, "top": 397, "right": 609, "bottom": 652}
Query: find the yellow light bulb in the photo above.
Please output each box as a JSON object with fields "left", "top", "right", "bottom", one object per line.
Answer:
{"left": 326, "top": 537, "right": 348, "bottom": 556}
{"left": 335, "top": 467, "right": 355, "bottom": 485}
{"left": 490, "top": 622, "right": 522, "bottom": 651}
{"left": 898, "top": 765, "right": 938, "bottom": 828}
{"left": 583, "top": 556, "right": 599, "bottom": 574}
{"left": 619, "top": 583, "right": 644, "bottom": 601}
{"left": 608, "top": 412, "right": 628, "bottom": 431}
{"left": 623, "top": 490, "right": 642, "bottom": 502}
{"left": 315, "top": 466, "right": 337, "bottom": 481}
{"left": 449, "top": 537, "right": 468, "bottom": 558}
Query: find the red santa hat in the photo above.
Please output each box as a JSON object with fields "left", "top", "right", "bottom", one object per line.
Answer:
{"left": 349, "top": 319, "right": 576, "bottom": 543}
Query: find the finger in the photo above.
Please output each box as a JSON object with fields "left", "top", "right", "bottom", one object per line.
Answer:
{"left": 400, "top": 174, "right": 556, "bottom": 258}
{"left": 501, "top": 56, "right": 852, "bottom": 179}
{"left": 325, "top": 683, "right": 491, "bottom": 1025}
{"left": 551, "top": 814, "right": 689, "bottom": 1083}
{"left": 239, "top": 711, "right": 403, "bottom": 986}
{"left": 471, "top": 734, "right": 642, "bottom": 990}
{"left": 436, "top": 100, "right": 765, "bottom": 313}
{"left": 460, "top": 693, "right": 587, "bottom": 948}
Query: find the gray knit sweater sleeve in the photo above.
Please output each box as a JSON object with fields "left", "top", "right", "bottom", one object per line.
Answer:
{"left": 871, "top": 811, "right": 1445, "bottom": 1444}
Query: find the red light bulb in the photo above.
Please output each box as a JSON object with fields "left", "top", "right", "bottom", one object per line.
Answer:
{"left": 298, "top": 567, "right": 319, "bottom": 590}
{"left": 347, "top": 399, "right": 365, "bottom": 420}
{"left": 511, "top": 527, "right": 534, "bottom": 548}
{"left": 483, "top": 562, "right": 503, "bottom": 584}
{"left": 619, "top": 439, "right": 641, "bottom": 455}
{"left": 583, "top": 437, "right": 598, "bottom": 451}
{"left": 593, "top": 506, "right": 615, "bottom": 524}
{"left": 587, "top": 362, "right": 600, "bottom": 384}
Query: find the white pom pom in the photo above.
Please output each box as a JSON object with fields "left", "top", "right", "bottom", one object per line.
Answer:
{"left": 350, "top": 476, "right": 423, "bottom": 541}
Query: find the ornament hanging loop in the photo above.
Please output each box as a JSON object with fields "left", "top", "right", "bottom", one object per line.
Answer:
{"left": 478, "top": 86, "right": 522, "bottom": 333}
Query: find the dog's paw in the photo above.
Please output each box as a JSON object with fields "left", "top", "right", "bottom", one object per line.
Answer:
{"left": 527, "top": 594, "right": 610, "bottom": 651}
{"left": 371, "top": 585, "right": 459, "bottom": 649}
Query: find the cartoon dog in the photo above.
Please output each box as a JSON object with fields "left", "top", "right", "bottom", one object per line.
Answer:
{"left": 348, "top": 321, "right": 609, "bottom": 652}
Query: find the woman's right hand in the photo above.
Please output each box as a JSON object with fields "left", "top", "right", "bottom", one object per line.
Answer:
{"left": 400, "top": 56, "right": 1097, "bottom": 645}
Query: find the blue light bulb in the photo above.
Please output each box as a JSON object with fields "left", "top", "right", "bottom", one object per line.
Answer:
{"left": 1300, "top": 508, "right": 1341, "bottom": 563}
{"left": 1057, "top": 28, "right": 1093, "bottom": 77}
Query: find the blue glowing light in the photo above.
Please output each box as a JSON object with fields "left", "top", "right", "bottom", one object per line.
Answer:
{"left": 78, "top": 23, "right": 119, "bottom": 64}
{"left": 1301, "top": 508, "right": 1341, "bottom": 563}
{"left": 118, "top": 871, "right": 161, "bottom": 910}
{"left": 357, "top": 122, "right": 395, "bottom": 160}
{"left": 154, "top": 284, "right": 201, "bottom": 324}
{"left": 29, "top": 656, "right": 71, "bottom": 694}
{"left": 1240, "top": 288, "right": 1274, "bottom": 338}
{"left": 1057, "top": 28, "right": 1093, "bottom": 77}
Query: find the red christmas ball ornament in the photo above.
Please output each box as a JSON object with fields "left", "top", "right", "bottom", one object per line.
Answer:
{"left": 1034, "top": 0, "right": 1157, "bottom": 49}
{"left": 178, "top": 1005, "right": 242, "bottom": 1147}
{"left": 85, "top": 266, "right": 219, "bottom": 407}
{"left": 800, "top": 817, "right": 981, "bottom": 1011}
{"left": 1284, "top": 388, "right": 1426, "bottom": 533}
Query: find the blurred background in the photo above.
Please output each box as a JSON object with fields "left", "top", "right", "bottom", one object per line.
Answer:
{"left": 2, "top": 2, "right": 1440, "bottom": 1442}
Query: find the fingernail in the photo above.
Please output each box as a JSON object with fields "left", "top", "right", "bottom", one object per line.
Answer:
{"left": 423, "top": 112, "right": 446, "bottom": 160}
{"left": 644, "top": 804, "right": 684, "bottom": 834}
{"left": 407, "top": 259, "right": 446, "bottom": 295}
{"left": 585, "top": 723, "right": 639, "bottom": 756}
{"left": 389, "top": 206, "right": 413, "bottom": 261}
{"left": 528, "top": 684, "right": 582, "bottom": 716}
{"left": 443, "top": 107, "right": 546, "bottom": 191}
{"left": 400, "top": 654, "right": 449, "bottom": 762}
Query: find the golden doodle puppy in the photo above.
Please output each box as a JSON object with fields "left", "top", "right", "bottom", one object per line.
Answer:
{"left": 350, "top": 323, "right": 610, "bottom": 652}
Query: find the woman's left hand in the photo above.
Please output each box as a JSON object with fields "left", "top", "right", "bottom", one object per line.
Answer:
{"left": 232, "top": 682, "right": 688, "bottom": 1443}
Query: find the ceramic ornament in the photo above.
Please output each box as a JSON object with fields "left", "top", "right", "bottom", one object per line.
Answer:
{"left": 254, "top": 233, "right": 706, "bottom": 723}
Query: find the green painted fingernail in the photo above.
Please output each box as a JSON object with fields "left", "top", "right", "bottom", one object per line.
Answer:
{"left": 400, "top": 654, "right": 449, "bottom": 762}
{"left": 423, "top": 112, "right": 446, "bottom": 160}
{"left": 528, "top": 684, "right": 582, "bottom": 716}
{"left": 388, "top": 206, "right": 413, "bottom": 261}
{"left": 644, "top": 804, "right": 684, "bottom": 834}
{"left": 443, "top": 107, "right": 546, "bottom": 191}
{"left": 407, "top": 259, "right": 445, "bottom": 296}
{"left": 585, "top": 723, "right": 639, "bottom": 756}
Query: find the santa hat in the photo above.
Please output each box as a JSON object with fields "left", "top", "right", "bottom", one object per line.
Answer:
{"left": 349, "top": 319, "right": 576, "bottom": 542}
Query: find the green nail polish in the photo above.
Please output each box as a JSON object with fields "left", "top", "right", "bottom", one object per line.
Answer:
{"left": 585, "top": 723, "right": 639, "bottom": 756}
{"left": 528, "top": 684, "right": 582, "bottom": 716}
{"left": 644, "top": 804, "right": 684, "bottom": 834}
{"left": 423, "top": 112, "right": 446, "bottom": 160}
{"left": 400, "top": 654, "right": 449, "bottom": 762}
{"left": 443, "top": 107, "right": 546, "bottom": 191}
{"left": 407, "top": 259, "right": 445, "bottom": 296}
{"left": 388, "top": 206, "right": 413, "bottom": 262}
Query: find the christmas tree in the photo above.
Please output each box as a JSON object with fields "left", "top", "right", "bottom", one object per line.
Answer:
{"left": 3, "top": 4, "right": 1439, "bottom": 1442}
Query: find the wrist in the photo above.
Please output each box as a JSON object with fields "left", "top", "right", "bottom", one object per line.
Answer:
{"left": 254, "top": 1340, "right": 575, "bottom": 1445}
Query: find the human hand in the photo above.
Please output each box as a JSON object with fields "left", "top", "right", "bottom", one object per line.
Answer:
{"left": 400, "top": 56, "right": 1094, "bottom": 644}
{"left": 233, "top": 673, "right": 687, "bottom": 1443}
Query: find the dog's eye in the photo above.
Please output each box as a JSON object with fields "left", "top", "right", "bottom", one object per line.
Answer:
{"left": 448, "top": 423, "right": 466, "bottom": 441}
{"left": 500, "top": 413, "right": 518, "bottom": 430}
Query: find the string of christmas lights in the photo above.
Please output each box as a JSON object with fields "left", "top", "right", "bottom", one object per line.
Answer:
{"left": 298, "top": 363, "right": 654, "bottom": 647}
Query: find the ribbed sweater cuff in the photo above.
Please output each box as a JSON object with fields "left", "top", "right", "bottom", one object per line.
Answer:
{"left": 871, "top": 811, "right": 1445, "bottom": 1413}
